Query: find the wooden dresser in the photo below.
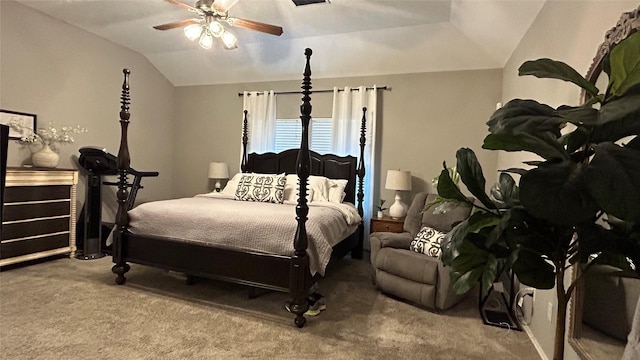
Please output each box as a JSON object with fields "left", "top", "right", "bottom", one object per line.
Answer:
{"left": 1, "top": 167, "right": 78, "bottom": 266}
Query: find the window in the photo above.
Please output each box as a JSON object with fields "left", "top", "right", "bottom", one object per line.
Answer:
{"left": 274, "top": 118, "right": 333, "bottom": 153}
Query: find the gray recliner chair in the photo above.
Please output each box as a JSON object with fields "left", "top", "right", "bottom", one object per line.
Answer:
{"left": 370, "top": 192, "right": 473, "bottom": 311}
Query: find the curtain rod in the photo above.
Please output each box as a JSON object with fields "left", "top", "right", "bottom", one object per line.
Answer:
{"left": 237, "top": 86, "right": 388, "bottom": 97}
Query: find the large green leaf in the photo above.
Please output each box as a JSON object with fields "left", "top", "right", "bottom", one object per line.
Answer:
{"left": 520, "top": 160, "right": 599, "bottom": 225}
{"left": 560, "top": 126, "right": 590, "bottom": 154}
{"left": 519, "top": 58, "right": 599, "bottom": 98}
{"left": 628, "top": 136, "right": 640, "bottom": 150}
{"left": 436, "top": 165, "right": 468, "bottom": 203}
{"left": 490, "top": 173, "right": 520, "bottom": 208}
{"left": 455, "top": 148, "right": 496, "bottom": 209}
{"left": 556, "top": 105, "right": 599, "bottom": 126}
{"left": 487, "top": 99, "right": 564, "bottom": 136}
{"left": 591, "top": 92, "right": 640, "bottom": 143}
{"left": 586, "top": 143, "right": 640, "bottom": 222}
{"left": 577, "top": 222, "right": 640, "bottom": 271}
{"left": 441, "top": 219, "right": 470, "bottom": 265}
{"left": 504, "top": 207, "right": 556, "bottom": 257}
{"left": 608, "top": 32, "right": 640, "bottom": 98}
{"left": 450, "top": 241, "right": 498, "bottom": 296}
{"left": 483, "top": 132, "right": 569, "bottom": 161}
{"left": 511, "top": 249, "right": 556, "bottom": 289}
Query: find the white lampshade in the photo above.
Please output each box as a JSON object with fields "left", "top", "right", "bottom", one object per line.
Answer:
{"left": 208, "top": 162, "right": 229, "bottom": 192}
{"left": 385, "top": 169, "right": 412, "bottom": 219}
{"left": 208, "top": 162, "right": 229, "bottom": 179}
{"left": 385, "top": 170, "right": 412, "bottom": 191}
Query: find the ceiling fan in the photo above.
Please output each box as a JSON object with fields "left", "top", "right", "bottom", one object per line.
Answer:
{"left": 153, "top": 0, "right": 283, "bottom": 50}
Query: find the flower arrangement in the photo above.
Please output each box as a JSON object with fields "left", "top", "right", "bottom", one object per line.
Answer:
{"left": 10, "top": 120, "right": 87, "bottom": 151}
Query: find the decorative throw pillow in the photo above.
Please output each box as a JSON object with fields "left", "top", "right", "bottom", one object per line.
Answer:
{"left": 221, "top": 172, "right": 244, "bottom": 196}
{"left": 410, "top": 226, "right": 447, "bottom": 258}
{"left": 235, "top": 173, "right": 286, "bottom": 203}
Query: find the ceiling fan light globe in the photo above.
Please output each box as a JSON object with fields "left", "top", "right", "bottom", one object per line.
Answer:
{"left": 184, "top": 24, "right": 203, "bottom": 41}
{"left": 221, "top": 30, "right": 237, "bottom": 49}
{"left": 199, "top": 32, "right": 214, "bottom": 49}
{"left": 209, "top": 21, "right": 225, "bottom": 37}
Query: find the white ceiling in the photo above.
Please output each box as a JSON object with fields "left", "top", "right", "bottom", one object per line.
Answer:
{"left": 14, "top": 0, "right": 546, "bottom": 86}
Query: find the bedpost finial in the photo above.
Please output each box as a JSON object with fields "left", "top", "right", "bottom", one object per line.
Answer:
{"left": 305, "top": 48, "right": 312, "bottom": 57}
{"left": 123, "top": 68, "right": 130, "bottom": 75}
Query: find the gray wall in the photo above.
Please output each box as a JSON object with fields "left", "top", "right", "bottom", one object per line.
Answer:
{"left": 173, "top": 70, "right": 502, "bottom": 213}
{"left": 0, "top": 1, "right": 176, "bottom": 219}
{"left": 500, "top": 1, "right": 640, "bottom": 359}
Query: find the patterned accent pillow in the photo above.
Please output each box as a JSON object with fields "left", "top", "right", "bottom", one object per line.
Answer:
{"left": 235, "top": 173, "right": 286, "bottom": 203}
{"left": 409, "top": 226, "right": 447, "bottom": 258}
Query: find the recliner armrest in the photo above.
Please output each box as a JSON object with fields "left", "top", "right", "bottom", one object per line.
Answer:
{"left": 371, "top": 232, "right": 413, "bottom": 249}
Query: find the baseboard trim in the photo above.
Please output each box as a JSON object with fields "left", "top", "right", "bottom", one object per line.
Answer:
{"left": 521, "top": 322, "right": 549, "bottom": 360}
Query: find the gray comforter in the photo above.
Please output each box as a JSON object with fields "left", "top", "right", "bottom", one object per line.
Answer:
{"left": 126, "top": 194, "right": 361, "bottom": 276}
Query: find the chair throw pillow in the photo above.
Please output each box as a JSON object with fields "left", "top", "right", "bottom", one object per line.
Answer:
{"left": 235, "top": 173, "right": 286, "bottom": 204}
{"left": 410, "top": 226, "right": 446, "bottom": 258}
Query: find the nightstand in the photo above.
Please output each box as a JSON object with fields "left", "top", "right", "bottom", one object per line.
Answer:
{"left": 370, "top": 216, "right": 404, "bottom": 234}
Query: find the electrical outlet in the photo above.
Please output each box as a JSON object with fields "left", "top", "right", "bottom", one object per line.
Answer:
{"left": 493, "top": 282, "right": 504, "bottom": 293}
{"left": 547, "top": 302, "right": 553, "bottom": 322}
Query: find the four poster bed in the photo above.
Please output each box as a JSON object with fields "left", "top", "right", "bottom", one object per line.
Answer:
{"left": 110, "top": 49, "right": 366, "bottom": 327}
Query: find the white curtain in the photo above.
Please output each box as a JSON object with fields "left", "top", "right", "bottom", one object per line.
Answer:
{"left": 242, "top": 90, "right": 277, "bottom": 154}
{"left": 331, "top": 86, "right": 378, "bottom": 237}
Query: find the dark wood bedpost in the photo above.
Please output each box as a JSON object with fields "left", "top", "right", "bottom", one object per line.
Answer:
{"left": 240, "top": 109, "right": 248, "bottom": 173}
{"left": 289, "top": 48, "right": 313, "bottom": 328}
{"left": 111, "top": 68, "right": 132, "bottom": 285}
{"left": 353, "top": 107, "right": 367, "bottom": 260}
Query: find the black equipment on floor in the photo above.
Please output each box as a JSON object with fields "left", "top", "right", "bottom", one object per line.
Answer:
{"left": 76, "top": 146, "right": 158, "bottom": 260}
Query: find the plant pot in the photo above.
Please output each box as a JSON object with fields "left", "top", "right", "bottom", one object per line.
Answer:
{"left": 377, "top": 211, "right": 384, "bottom": 219}
{"left": 32, "top": 144, "right": 59, "bottom": 168}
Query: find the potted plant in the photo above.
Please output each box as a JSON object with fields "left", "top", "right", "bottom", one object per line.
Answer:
{"left": 376, "top": 199, "right": 388, "bottom": 218}
{"left": 430, "top": 31, "right": 640, "bottom": 360}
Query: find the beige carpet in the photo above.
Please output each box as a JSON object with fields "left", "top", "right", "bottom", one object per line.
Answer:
{"left": 0, "top": 255, "right": 540, "bottom": 359}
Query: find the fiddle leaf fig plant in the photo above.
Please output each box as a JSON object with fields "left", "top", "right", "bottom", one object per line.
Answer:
{"left": 432, "top": 31, "right": 640, "bottom": 360}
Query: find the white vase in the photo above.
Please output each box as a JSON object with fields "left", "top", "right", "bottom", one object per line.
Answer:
{"left": 377, "top": 210, "right": 384, "bottom": 219}
{"left": 32, "top": 144, "right": 60, "bottom": 168}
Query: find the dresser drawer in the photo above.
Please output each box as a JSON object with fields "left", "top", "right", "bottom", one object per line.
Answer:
{"left": 4, "top": 185, "right": 71, "bottom": 203}
{"left": 2, "top": 217, "right": 70, "bottom": 240}
{"left": 1, "top": 233, "right": 70, "bottom": 259}
{"left": 3, "top": 201, "right": 70, "bottom": 222}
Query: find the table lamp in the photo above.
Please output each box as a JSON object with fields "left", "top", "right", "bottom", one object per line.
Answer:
{"left": 385, "top": 169, "right": 412, "bottom": 219}
{"left": 208, "top": 162, "right": 229, "bottom": 192}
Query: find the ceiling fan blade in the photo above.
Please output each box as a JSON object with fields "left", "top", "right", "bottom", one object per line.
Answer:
{"left": 227, "top": 17, "right": 283, "bottom": 36}
{"left": 213, "top": 0, "right": 240, "bottom": 13}
{"left": 153, "top": 18, "right": 199, "bottom": 31}
{"left": 163, "top": 0, "right": 199, "bottom": 13}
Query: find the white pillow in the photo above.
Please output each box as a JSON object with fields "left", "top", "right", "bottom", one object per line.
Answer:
{"left": 409, "top": 226, "right": 447, "bottom": 258}
{"left": 283, "top": 175, "right": 314, "bottom": 202}
{"left": 221, "top": 172, "right": 244, "bottom": 196}
{"left": 285, "top": 174, "right": 328, "bottom": 202}
{"left": 327, "top": 179, "right": 348, "bottom": 203}
{"left": 234, "top": 173, "right": 286, "bottom": 204}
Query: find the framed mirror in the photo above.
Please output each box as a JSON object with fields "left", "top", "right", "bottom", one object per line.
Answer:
{"left": 569, "top": 6, "right": 640, "bottom": 360}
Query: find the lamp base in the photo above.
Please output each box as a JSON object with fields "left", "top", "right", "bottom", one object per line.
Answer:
{"left": 388, "top": 192, "right": 407, "bottom": 219}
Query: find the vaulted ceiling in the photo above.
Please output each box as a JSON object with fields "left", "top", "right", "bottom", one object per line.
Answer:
{"left": 15, "top": 0, "right": 546, "bottom": 86}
